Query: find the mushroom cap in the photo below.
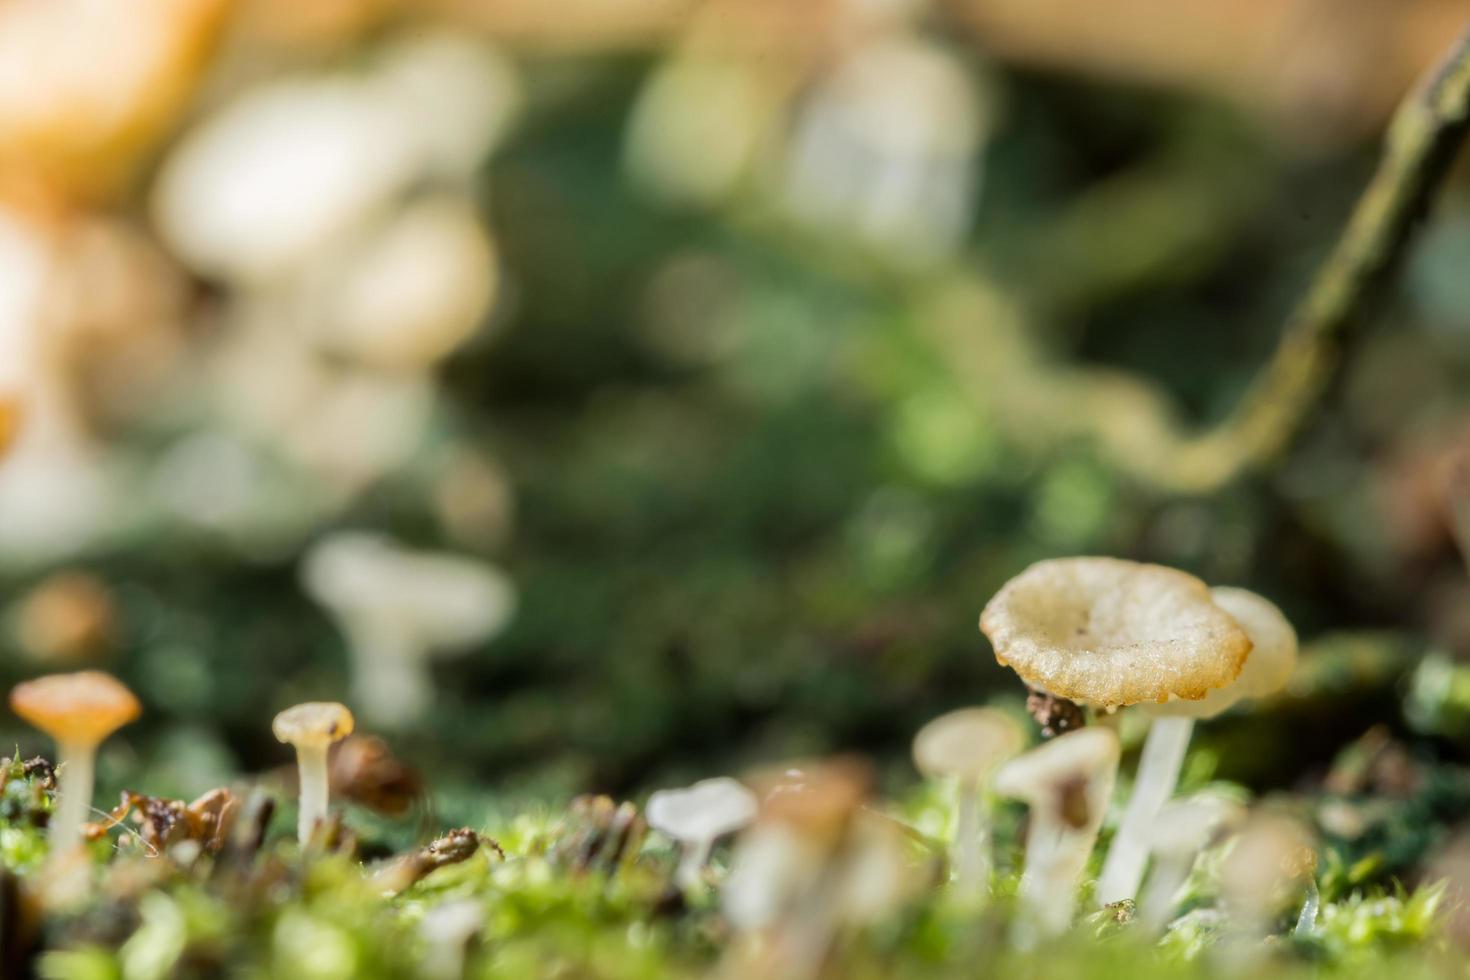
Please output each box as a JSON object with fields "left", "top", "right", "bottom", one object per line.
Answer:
{"left": 911, "top": 706, "right": 1026, "bottom": 781}
{"left": 301, "top": 532, "right": 515, "bottom": 649}
{"left": 272, "top": 701, "right": 354, "bottom": 748}
{"left": 992, "top": 726, "right": 1119, "bottom": 803}
{"left": 646, "top": 776, "right": 758, "bottom": 843}
{"left": 9, "top": 670, "right": 140, "bottom": 745}
{"left": 1144, "top": 587, "right": 1298, "bottom": 720}
{"left": 980, "top": 557, "right": 1251, "bottom": 707}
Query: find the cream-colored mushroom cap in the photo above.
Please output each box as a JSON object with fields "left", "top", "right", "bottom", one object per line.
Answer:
{"left": 912, "top": 707, "right": 1025, "bottom": 781}
{"left": 993, "top": 726, "right": 1119, "bottom": 802}
{"left": 980, "top": 557, "right": 1251, "bottom": 707}
{"left": 9, "top": 670, "right": 140, "bottom": 745}
{"left": 272, "top": 701, "right": 354, "bottom": 748}
{"left": 1145, "top": 587, "right": 1297, "bottom": 720}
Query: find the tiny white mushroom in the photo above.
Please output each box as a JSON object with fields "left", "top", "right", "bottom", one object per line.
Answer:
{"left": 1138, "top": 795, "right": 1245, "bottom": 933}
{"left": 911, "top": 706, "right": 1025, "bottom": 898}
{"left": 993, "top": 726, "right": 1120, "bottom": 940}
{"left": 1098, "top": 586, "right": 1298, "bottom": 906}
{"left": 646, "top": 776, "right": 758, "bottom": 890}
{"left": 301, "top": 532, "right": 516, "bottom": 728}
{"left": 272, "top": 701, "right": 354, "bottom": 845}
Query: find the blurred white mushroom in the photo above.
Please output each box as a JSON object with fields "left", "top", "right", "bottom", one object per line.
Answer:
{"left": 152, "top": 76, "right": 417, "bottom": 285}
{"left": 418, "top": 899, "right": 484, "bottom": 980}
{"left": 368, "top": 28, "right": 521, "bottom": 181}
{"left": 723, "top": 760, "right": 918, "bottom": 980}
{"left": 152, "top": 28, "right": 518, "bottom": 286}
{"left": 781, "top": 35, "right": 987, "bottom": 267}
{"left": 647, "top": 776, "right": 758, "bottom": 890}
{"left": 911, "top": 706, "right": 1025, "bottom": 898}
{"left": 1098, "top": 586, "right": 1298, "bottom": 906}
{"left": 310, "top": 195, "right": 499, "bottom": 371}
{"left": 993, "top": 726, "right": 1119, "bottom": 940}
{"left": 1217, "top": 811, "right": 1316, "bottom": 964}
{"left": 301, "top": 532, "right": 516, "bottom": 727}
{"left": 1138, "top": 795, "right": 1244, "bottom": 933}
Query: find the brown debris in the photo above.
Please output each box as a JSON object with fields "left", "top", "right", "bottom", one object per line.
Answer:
{"left": 1026, "top": 687, "right": 1086, "bottom": 739}
{"left": 1323, "top": 725, "right": 1423, "bottom": 798}
{"left": 374, "top": 828, "right": 487, "bottom": 895}
{"left": 83, "top": 787, "right": 238, "bottom": 856}
{"left": 329, "top": 734, "right": 424, "bottom": 816}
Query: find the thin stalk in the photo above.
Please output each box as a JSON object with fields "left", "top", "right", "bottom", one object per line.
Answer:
{"left": 49, "top": 739, "right": 96, "bottom": 851}
{"left": 951, "top": 776, "right": 988, "bottom": 898}
{"left": 347, "top": 624, "right": 429, "bottom": 728}
{"left": 1097, "top": 716, "right": 1193, "bottom": 905}
{"left": 675, "top": 837, "right": 713, "bottom": 891}
{"left": 295, "top": 742, "right": 330, "bottom": 845}
{"left": 1139, "top": 855, "right": 1191, "bottom": 933}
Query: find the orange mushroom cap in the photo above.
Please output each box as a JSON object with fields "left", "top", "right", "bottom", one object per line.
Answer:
{"left": 9, "top": 670, "right": 140, "bottom": 745}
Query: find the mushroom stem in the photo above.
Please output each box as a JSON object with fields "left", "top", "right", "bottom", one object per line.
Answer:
{"left": 294, "top": 741, "right": 331, "bottom": 845}
{"left": 50, "top": 739, "right": 97, "bottom": 850}
{"left": 347, "top": 626, "right": 429, "bottom": 728}
{"left": 1097, "top": 716, "right": 1193, "bottom": 905}
{"left": 1138, "top": 854, "right": 1192, "bottom": 933}
{"left": 675, "top": 837, "right": 713, "bottom": 891}
{"left": 951, "top": 776, "right": 987, "bottom": 896}
{"left": 1016, "top": 811, "right": 1084, "bottom": 940}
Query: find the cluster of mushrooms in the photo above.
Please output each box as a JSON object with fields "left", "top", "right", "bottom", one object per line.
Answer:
{"left": 2, "top": 555, "right": 1310, "bottom": 966}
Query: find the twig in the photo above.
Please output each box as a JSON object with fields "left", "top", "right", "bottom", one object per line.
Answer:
{"left": 1158, "top": 23, "right": 1470, "bottom": 491}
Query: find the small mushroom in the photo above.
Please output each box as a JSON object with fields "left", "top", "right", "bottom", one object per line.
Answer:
{"left": 1217, "top": 811, "right": 1315, "bottom": 963}
{"left": 993, "top": 726, "right": 1120, "bottom": 939}
{"left": 272, "top": 701, "right": 354, "bottom": 845}
{"left": 8, "top": 671, "right": 140, "bottom": 850}
{"left": 646, "top": 776, "right": 758, "bottom": 890}
{"left": 1138, "top": 795, "right": 1245, "bottom": 933}
{"left": 301, "top": 532, "right": 515, "bottom": 727}
{"left": 1097, "top": 586, "right": 1297, "bottom": 906}
{"left": 911, "top": 706, "right": 1025, "bottom": 898}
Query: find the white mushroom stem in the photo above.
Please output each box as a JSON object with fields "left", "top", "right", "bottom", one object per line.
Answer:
{"left": 50, "top": 739, "right": 97, "bottom": 849}
{"left": 951, "top": 776, "right": 987, "bottom": 896}
{"left": 675, "top": 837, "right": 714, "bottom": 891}
{"left": 1138, "top": 851, "right": 1193, "bottom": 933}
{"left": 294, "top": 741, "right": 331, "bottom": 845}
{"left": 1018, "top": 808, "right": 1085, "bottom": 938}
{"left": 1096, "top": 715, "right": 1193, "bottom": 905}
{"left": 346, "top": 624, "right": 430, "bottom": 729}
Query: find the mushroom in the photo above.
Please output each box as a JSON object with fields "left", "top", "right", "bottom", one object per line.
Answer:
{"left": 1097, "top": 585, "right": 1297, "bottom": 905}
{"left": 8, "top": 671, "right": 140, "bottom": 850}
{"left": 1138, "top": 795, "right": 1245, "bottom": 933}
{"left": 992, "top": 726, "right": 1120, "bottom": 939}
{"left": 980, "top": 557, "right": 1265, "bottom": 907}
{"left": 1217, "top": 811, "right": 1316, "bottom": 963}
{"left": 911, "top": 706, "right": 1025, "bottom": 897}
{"left": 272, "top": 701, "right": 354, "bottom": 845}
{"left": 300, "top": 532, "right": 515, "bottom": 728}
{"left": 646, "top": 776, "right": 759, "bottom": 890}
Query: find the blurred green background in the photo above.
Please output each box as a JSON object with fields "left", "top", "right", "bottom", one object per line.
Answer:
{"left": 2, "top": 0, "right": 1470, "bottom": 815}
